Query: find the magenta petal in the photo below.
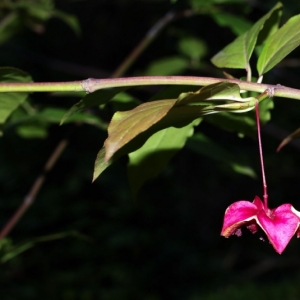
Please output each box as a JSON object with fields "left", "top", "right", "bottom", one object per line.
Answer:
{"left": 257, "top": 204, "right": 300, "bottom": 254}
{"left": 253, "top": 196, "right": 264, "bottom": 210}
{"left": 221, "top": 201, "right": 258, "bottom": 237}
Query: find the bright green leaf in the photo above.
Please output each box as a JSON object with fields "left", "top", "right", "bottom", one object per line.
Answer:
{"left": 257, "top": 14, "right": 300, "bottom": 75}
{"left": 103, "top": 82, "right": 245, "bottom": 162}
{"left": 211, "top": 2, "right": 282, "bottom": 70}
{"left": 104, "top": 99, "right": 178, "bottom": 161}
{"left": 128, "top": 119, "right": 201, "bottom": 198}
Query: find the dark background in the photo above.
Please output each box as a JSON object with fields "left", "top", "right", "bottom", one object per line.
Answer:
{"left": 1, "top": 0, "right": 300, "bottom": 299}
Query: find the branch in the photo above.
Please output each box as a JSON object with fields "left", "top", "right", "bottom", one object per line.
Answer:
{"left": 0, "top": 77, "right": 300, "bottom": 100}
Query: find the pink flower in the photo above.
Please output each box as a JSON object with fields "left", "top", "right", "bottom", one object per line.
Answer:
{"left": 221, "top": 196, "right": 300, "bottom": 254}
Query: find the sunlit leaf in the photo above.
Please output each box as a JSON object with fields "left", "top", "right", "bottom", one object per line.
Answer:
{"left": 211, "top": 2, "right": 282, "bottom": 70}
{"left": 257, "top": 14, "right": 300, "bottom": 75}
{"left": 177, "top": 82, "right": 247, "bottom": 104}
{"left": 104, "top": 82, "right": 242, "bottom": 162}
{"left": 128, "top": 119, "right": 201, "bottom": 197}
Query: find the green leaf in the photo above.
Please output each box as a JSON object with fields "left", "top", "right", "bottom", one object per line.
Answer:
{"left": 257, "top": 14, "right": 300, "bottom": 75}
{"left": 178, "top": 37, "right": 207, "bottom": 60}
{"left": 211, "top": 2, "right": 282, "bottom": 70}
{"left": 16, "top": 124, "right": 48, "bottom": 139}
{"left": 93, "top": 82, "right": 253, "bottom": 180}
{"left": 0, "top": 12, "right": 20, "bottom": 44}
{"left": 0, "top": 231, "right": 91, "bottom": 264}
{"left": 205, "top": 112, "right": 256, "bottom": 138}
{"left": 0, "top": 67, "right": 32, "bottom": 132}
{"left": 210, "top": 12, "right": 252, "bottom": 36}
{"left": 177, "top": 82, "right": 247, "bottom": 104}
{"left": 127, "top": 119, "right": 201, "bottom": 197}
{"left": 186, "top": 133, "right": 256, "bottom": 178}
{"left": 61, "top": 88, "right": 125, "bottom": 125}
{"left": 144, "top": 56, "right": 189, "bottom": 75}
{"left": 104, "top": 82, "right": 242, "bottom": 162}
{"left": 93, "top": 148, "right": 113, "bottom": 182}
{"left": 52, "top": 10, "right": 81, "bottom": 35}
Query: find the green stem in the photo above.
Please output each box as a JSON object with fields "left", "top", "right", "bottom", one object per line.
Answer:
{"left": 0, "top": 77, "right": 299, "bottom": 100}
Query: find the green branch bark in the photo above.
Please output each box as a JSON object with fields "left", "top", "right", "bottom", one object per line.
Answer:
{"left": 0, "top": 76, "right": 299, "bottom": 100}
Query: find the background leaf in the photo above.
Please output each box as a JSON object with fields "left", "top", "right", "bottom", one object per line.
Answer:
{"left": 186, "top": 132, "right": 256, "bottom": 178}
{"left": 0, "top": 67, "right": 32, "bottom": 134}
{"left": 61, "top": 88, "right": 125, "bottom": 125}
{"left": 210, "top": 12, "right": 252, "bottom": 35}
{"left": 144, "top": 56, "right": 189, "bottom": 76}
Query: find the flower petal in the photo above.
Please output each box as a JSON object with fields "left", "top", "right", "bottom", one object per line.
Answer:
{"left": 221, "top": 200, "right": 258, "bottom": 237}
{"left": 257, "top": 204, "right": 300, "bottom": 254}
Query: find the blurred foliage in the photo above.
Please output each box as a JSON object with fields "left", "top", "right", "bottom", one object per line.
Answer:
{"left": 1, "top": 0, "right": 300, "bottom": 299}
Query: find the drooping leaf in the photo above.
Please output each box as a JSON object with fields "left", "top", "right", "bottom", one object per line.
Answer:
{"left": 104, "top": 99, "right": 178, "bottom": 161}
{"left": 204, "top": 96, "right": 273, "bottom": 138}
{"left": 177, "top": 81, "right": 248, "bottom": 104}
{"left": 127, "top": 119, "right": 201, "bottom": 198}
{"left": 93, "top": 148, "right": 112, "bottom": 182}
{"left": 277, "top": 127, "right": 300, "bottom": 152}
{"left": 104, "top": 82, "right": 244, "bottom": 162}
{"left": 211, "top": 2, "right": 282, "bottom": 70}
{"left": 0, "top": 67, "right": 32, "bottom": 133}
{"left": 257, "top": 14, "right": 300, "bottom": 75}
{"left": 61, "top": 88, "right": 125, "bottom": 125}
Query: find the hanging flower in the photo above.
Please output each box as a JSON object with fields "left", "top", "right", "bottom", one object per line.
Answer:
{"left": 221, "top": 195, "right": 300, "bottom": 254}
{"left": 221, "top": 94, "right": 300, "bottom": 254}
